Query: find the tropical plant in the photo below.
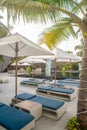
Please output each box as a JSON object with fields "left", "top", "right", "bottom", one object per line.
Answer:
{"left": 26, "top": 66, "right": 31, "bottom": 75}
{"left": 62, "top": 64, "right": 70, "bottom": 77}
{"left": 0, "top": 0, "right": 87, "bottom": 129}
{"left": 66, "top": 117, "right": 80, "bottom": 130}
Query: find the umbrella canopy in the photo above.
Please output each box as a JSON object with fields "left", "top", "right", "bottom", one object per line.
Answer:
{"left": 56, "top": 52, "right": 81, "bottom": 79}
{"left": 28, "top": 48, "right": 81, "bottom": 61}
{"left": 19, "top": 57, "right": 47, "bottom": 64}
{"left": 19, "top": 57, "right": 47, "bottom": 78}
{"left": 11, "top": 62, "right": 31, "bottom": 66}
{"left": 28, "top": 48, "right": 81, "bottom": 81}
{"left": 0, "top": 33, "right": 53, "bottom": 96}
{"left": 0, "top": 33, "right": 52, "bottom": 57}
{"left": 52, "top": 48, "right": 82, "bottom": 61}
{"left": 56, "top": 53, "right": 81, "bottom": 62}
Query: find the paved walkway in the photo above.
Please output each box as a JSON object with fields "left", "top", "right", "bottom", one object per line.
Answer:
{"left": 0, "top": 73, "right": 78, "bottom": 130}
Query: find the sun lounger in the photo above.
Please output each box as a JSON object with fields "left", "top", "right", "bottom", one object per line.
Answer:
{"left": 50, "top": 82, "right": 79, "bottom": 88}
{"left": 36, "top": 86, "right": 77, "bottom": 101}
{"left": 57, "top": 79, "right": 79, "bottom": 87}
{"left": 61, "top": 79, "right": 80, "bottom": 84}
{"left": 20, "top": 78, "right": 48, "bottom": 87}
{"left": 0, "top": 102, "right": 35, "bottom": 130}
{"left": 14, "top": 100, "right": 42, "bottom": 121}
{"left": 11, "top": 93, "right": 67, "bottom": 120}
{"left": 50, "top": 79, "right": 79, "bottom": 88}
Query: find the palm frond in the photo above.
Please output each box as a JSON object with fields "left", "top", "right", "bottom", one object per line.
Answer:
{"left": 39, "top": 17, "right": 78, "bottom": 49}
{"left": 72, "top": 1, "right": 85, "bottom": 16}
{"left": 43, "top": 0, "right": 76, "bottom": 11}
{"left": 0, "top": 21, "right": 10, "bottom": 38}
{"left": 1, "top": 0, "right": 83, "bottom": 24}
{"left": 75, "top": 44, "right": 83, "bottom": 50}
{"left": 1, "top": 0, "right": 59, "bottom": 23}
{"left": 76, "top": 51, "right": 83, "bottom": 57}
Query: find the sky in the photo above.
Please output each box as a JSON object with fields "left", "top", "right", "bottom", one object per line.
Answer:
{"left": 2, "top": 10, "right": 80, "bottom": 54}
{"left": 11, "top": 20, "right": 80, "bottom": 53}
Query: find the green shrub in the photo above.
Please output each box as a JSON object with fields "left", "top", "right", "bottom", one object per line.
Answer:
{"left": 26, "top": 67, "right": 31, "bottom": 74}
{"left": 62, "top": 64, "right": 70, "bottom": 77}
{"left": 66, "top": 117, "right": 80, "bottom": 130}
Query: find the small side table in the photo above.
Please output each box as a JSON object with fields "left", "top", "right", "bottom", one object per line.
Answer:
{"left": 15, "top": 100, "right": 42, "bottom": 121}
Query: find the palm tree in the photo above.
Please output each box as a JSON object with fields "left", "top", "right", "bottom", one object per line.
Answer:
{"left": 38, "top": 2, "right": 87, "bottom": 129}
{"left": 0, "top": 0, "right": 87, "bottom": 129}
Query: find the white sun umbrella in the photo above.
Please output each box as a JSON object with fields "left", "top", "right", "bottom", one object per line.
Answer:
{"left": 28, "top": 55, "right": 55, "bottom": 60}
{"left": 11, "top": 62, "right": 22, "bottom": 66}
{"left": 52, "top": 48, "right": 81, "bottom": 60}
{"left": 20, "top": 62, "right": 31, "bottom": 66}
{"left": 29, "top": 48, "right": 82, "bottom": 81}
{"left": 29, "top": 48, "right": 81, "bottom": 61}
{"left": 11, "top": 62, "right": 31, "bottom": 66}
{"left": 56, "top": 53, "right": 82, "bottom": 78}
{"left": 56, "top": 53, "right": 82, "bottom": 62}
{"left": 56, "top": 58, "right": 81, "bottom": 63}
{"left": 0, "top": 33, "right": 53, "bottom": 96}
{"left": 19, "top": 57, "right": 47, "bottom": 64}
{"left": 19, "top": 57, "right": 47, "bottom": 77}
{"left": 53, "top": 48, "right": 82, "bottom": 80}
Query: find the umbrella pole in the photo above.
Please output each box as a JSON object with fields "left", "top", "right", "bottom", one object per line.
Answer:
{"left": 31, "top": 63, "right": 33, "bottom": 78}
{"left": 15, "top": 43, "right": 18, "bottom": 97}
{"left": 54, "top": 58, "right": 56, "bottom": 86}
{"left": 70, "top": 59, "right": 72, "bottom": 79}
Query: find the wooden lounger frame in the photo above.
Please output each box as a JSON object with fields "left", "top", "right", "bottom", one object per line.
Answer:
{"left": 11, "top": 98, "right": 67, "bottom": 120}
{"left": 20, "top": 81, "right": 43, "bottom": 87}
{"left": 0, "top": 120, "right": 35, "bottom": 130}
{"left": 36, "top": 89, "right": 77, "bottom": 101}
{"left": 42, "top": 102, "right": 67, "bottom": 120}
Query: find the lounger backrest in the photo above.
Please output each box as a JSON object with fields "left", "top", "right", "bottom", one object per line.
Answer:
{"left": 0, "top": 104, "right": 34, "bottom": 130}
{"left": 0, "top": 102, "right": 5, "bottom": 107}
{"left": 50, "top": 87, "right": 75, "bottom": 94}
{"left": 16, "top": 93, "right": 36, "bottom": 100}
{"left": 38, "top": 86, "right": 75, "bottom": 94}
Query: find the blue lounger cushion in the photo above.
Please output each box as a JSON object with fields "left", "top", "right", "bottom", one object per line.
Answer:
{"left": 57, "top": 80, "right": 79, "bottom": 84}
{"left": 65, "top": 78, "right": 79, "bottom": 82}
{"left": 0, "top": 102, "right": 5, "bottom": 107}
{"left": 50, "top": 83, "right": 65, "bottom": 87}
{"left": 56, "top": 82, "right": 79, "bottom": 87}
{"left": 20, "top": 80, "right": 43, "bottom": 84}
{"left": 55, "top": 84, "right": 65, "bottom": 87}
{"left": 38, "top": 86, "right": 53, "bottom": 90}
{"left": 0, "top": 104, "right": 34, "bottom": 130}
{"left": 38, "top": 86, "right": 75, "bottom": 94}
{"left": 50, "top": 87, "right": 75, "bottom": 94}
{"left": 16, "top": 93, "right": 36, "bottom": 100}
{"left": 30, "top": 96, "right": 64, "bottom": 110}
{"left": 63, "top": 79, "right": 79, "bottom": 84}
{"left": 30, "top": 79, "right": 44, "bottom": 84}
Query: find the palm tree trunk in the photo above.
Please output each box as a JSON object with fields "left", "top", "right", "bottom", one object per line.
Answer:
{"left": 77, "top": 28, "right": 87, "bottom": 129}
